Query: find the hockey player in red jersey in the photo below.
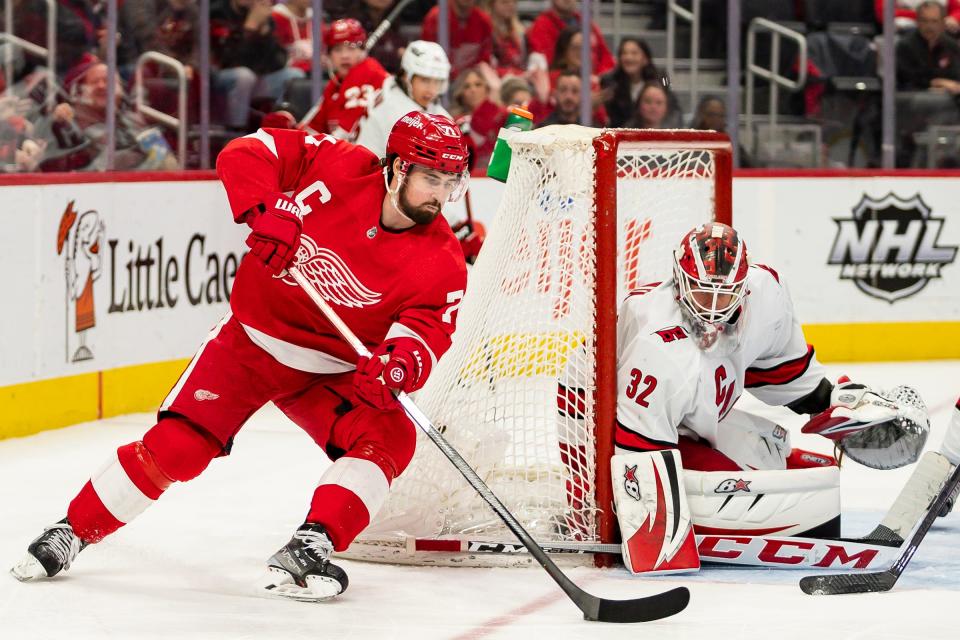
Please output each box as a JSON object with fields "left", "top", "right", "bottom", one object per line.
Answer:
{"left": 299, "top": 18, "right": 389, "bottom": 139}
{"left": 11, "top": 112, "right": 470, "bottom": 602}
{"left": 609, "top": 222, "right": 929, "bottom": 574}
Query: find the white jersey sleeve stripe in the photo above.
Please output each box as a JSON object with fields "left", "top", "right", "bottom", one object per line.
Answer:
{"left": 244, "top": 128, "right": 279, "bottom": 158}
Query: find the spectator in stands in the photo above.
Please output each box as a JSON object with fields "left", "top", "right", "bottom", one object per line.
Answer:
{"left": 483, "top": 0, "right": 527, "bottom": 76}
{"left": 0, "top": 98, "right": 45, "bottom": 173}
{"left": 500, "top": 76, "right": 533, "bottom": 107}
{"left": 875, "top": 0, "right": 960, "bottom": 32}
{"left": 626, "top": 82, "right": 670, "bottom": 129}
{"left": 149, "top": 0, "right": 200, "bottom": 71}
{"left": 450, "top": 66, "right": 506, "bottom": 165}
{"left": 538, "top": 69, "right": 601, "bottom": 127}
{"left": 210, "top": 0, "right": 305, "bottom": 130}
{"left": 690, "top": 95, "right": 726, "bottom": 131}
{"left": 550, "top": 28, "right": 608, "bottom": 125}
{"left": 601, "top": 37, "right": 675, "bottom": 128}
{"left": 896, "top": 1, "right": 960, "bottom": 93}
{"left": 690, "top": 95, "right": 753, "bottom": 167}
{"left": 526, "top": 0, "right": 614, "bottom": 75}
{"left": 130, "top": 0, "right": 201, "bottom": 128}
{"left": 331, "top": 0, "right": 409, "bottom": 74}
{"left": 44, "top": 55, "right": 178, "bottom": 171}
{"left": 272, "top": 0, "right": 315, "bottom": 74}
{"left": 421, "top": 0, "right": 493, "bottom": 80}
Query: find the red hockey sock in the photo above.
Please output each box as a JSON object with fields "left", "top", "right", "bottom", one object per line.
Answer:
{"left": 305, "top": 456, "right": 391, "bottom": 551}
{"left": 67, "top": 417, "right": 221, "bottom": 543}
{"left": 68, "top": 441, "right": 173, "bottom": 543}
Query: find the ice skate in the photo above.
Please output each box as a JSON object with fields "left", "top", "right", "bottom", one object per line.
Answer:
{"left": 262, "top": 523, "right": 348, "bottom": 602}
{"left": 10, "top": 519, "right": 86, "bottom": 582}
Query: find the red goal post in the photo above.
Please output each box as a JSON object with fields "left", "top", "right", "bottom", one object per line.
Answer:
{"left": 345, "top": 127, "right": 732, "bottom": 566}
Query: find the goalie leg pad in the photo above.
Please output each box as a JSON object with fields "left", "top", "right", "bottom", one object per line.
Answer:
{"left": 940, "top": 398, "right": 960, "bottom": 467}
{"left": 612, "top": 450, "right": 700, "bottom": 574}
{"left": 685, "top": 466, "right": 841, "bottom": 538}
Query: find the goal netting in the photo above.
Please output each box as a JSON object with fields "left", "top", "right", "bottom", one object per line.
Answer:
{"left": 344, "top": 127, "right": 732, "bottom": 564}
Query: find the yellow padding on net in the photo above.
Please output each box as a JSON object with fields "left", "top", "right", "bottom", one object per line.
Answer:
{"left": 458, "top": 331, "right": 587, "bottom": 381}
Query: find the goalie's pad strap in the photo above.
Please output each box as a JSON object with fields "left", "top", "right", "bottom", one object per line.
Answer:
{"left": 611, "top": 450, "right": 700, "bottom": 575}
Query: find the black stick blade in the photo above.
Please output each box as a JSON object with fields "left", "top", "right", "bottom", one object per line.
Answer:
{"left": 800, "top": 571, "right": 897, "bottom": 595}
{"left": 585, "top": 586, "right": 690, "bottom": 623}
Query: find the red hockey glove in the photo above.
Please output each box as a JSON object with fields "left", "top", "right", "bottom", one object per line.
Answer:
{"left": 245, "top": 193, "right": 303, "bottom": 276}
{"left": 452, "top": 220, "right": 486, "bottom": 265}
{"left": 353, "top": 337, "right": 432, "bottom": 411}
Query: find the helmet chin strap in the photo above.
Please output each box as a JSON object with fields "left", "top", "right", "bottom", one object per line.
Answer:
{"left": 382, "top": 164, "right": 415, "bottom": 224}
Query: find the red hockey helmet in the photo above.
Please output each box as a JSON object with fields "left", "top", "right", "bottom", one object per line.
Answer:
{"left": 323, "top": 18, "right": 366, "bottom": 49}
{"left": 673, "top": 223, "right": 749, "bottom": 342}
{"left": 386, "top": 111, "right": 469, "bottom": 174}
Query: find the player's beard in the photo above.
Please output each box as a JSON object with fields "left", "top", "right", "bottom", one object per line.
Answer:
{"left": 398, "top": 184, "right": 442, "bottom": 225}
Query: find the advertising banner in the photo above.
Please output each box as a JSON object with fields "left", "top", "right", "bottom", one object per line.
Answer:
{"left": 0, "top": 180, "right": 246, "bottom": 388}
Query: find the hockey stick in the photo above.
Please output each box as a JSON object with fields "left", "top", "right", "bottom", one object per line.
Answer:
{"left": 848, "top": 450, "right": 953, "bottom": 547}
{"left": 799, "top": 462, "right": 960, "bottom": 595}
{"left": 364, "top": 0, "right": 418, "bottom": 53}
{"left": 288, "top": 266, "right": 690, "bottom": 623}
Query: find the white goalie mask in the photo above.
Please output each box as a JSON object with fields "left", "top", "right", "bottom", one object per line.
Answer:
{"left": 400, "top": 40, "right": 451, "bottom": 93}
{"left": 672, "top": 223, "right": 749, "bottom": 355}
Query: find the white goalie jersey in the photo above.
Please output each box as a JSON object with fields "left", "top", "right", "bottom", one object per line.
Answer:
{"left": 615, "top": 265, "right": 827, "bottom": 452}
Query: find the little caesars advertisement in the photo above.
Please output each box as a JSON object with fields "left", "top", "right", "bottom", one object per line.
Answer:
{"left": 0, "top": 180, "right": 247, "bottom": 388}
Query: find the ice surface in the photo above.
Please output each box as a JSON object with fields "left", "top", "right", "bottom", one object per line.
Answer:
{"left": 1, "top": 361, "right": 956, "bottom": 639}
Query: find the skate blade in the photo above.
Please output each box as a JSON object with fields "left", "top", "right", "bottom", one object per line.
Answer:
{"left": 10, "top": 555, "right": 47, "bottom": 582}
{"left": 261, "top": 567, "right": 342, "bottom": 602}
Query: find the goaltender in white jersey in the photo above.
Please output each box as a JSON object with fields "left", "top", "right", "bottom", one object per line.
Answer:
{"left": 609, "top": 223, "right": 930, "bottom": 575}
{"left": 616, "top": 264, "right": 825, "bottom": 466}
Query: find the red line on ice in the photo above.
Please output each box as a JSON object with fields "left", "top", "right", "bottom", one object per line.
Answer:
{"left": 447, "top": 576, "right": 599, "bottom": 640}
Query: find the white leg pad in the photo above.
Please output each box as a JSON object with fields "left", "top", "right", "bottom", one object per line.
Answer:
{"left": 940, "top": 402, "right": 960, "bottom": 466}
{"left": 685, "top": 466, "right": 841, "bottom": 537}
{"left": 611, "top": 450, "right": 700, "bottom": 574}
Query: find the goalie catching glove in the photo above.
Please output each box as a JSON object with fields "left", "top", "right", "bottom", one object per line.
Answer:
{"left": 244, "top": 193, "right": 303, "bottom": 276}
{"left": 802, "top": 377, "right": 929, "bottom": 470}
{"left": 354, "top": 337, "right": 431, "bottom": 410}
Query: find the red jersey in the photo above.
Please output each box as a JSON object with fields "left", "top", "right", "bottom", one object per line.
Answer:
{"left": 271, "top": 5, "right": 314, "bottom": 73}
{"left": 526, "top": 9, "right": 615, "bottom": 75}
{"left": 216, "top": 128, "right": 467, "bottom": 373}
{"left": 302, "top": 57, "right": 389, "bottom": 139}
{"left": 421, "top": 7, "right": 493, "bottom": 78}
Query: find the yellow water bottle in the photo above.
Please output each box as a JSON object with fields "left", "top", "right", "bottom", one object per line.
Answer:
{"left": 486, "top": 105, "right": 534, "bottom": 183}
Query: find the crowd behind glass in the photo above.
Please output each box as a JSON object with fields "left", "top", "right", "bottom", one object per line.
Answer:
{"left": 1, "top": 0, "right": 959, "bottom": 173}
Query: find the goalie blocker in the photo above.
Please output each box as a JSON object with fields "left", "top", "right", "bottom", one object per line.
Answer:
{"left": 612, "top": 450, "right": 840, "bottom": 574}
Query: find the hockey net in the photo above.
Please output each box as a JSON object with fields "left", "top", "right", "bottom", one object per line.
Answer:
{"left": 343, "top": 127, "right": 732, "bottom": 565}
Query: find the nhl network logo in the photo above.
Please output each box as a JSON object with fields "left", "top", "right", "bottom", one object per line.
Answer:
{"left": 827, "top": 193, "right": 957, "bottom": 302}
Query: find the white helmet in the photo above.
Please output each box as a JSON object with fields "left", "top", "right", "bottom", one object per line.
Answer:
{"left": 401, "top": 40, "right": 451, "bottom": 92}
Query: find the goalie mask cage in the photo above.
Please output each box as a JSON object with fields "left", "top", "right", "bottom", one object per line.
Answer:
{"left": 344, "top": 127, "right": 732, "bottom": 566}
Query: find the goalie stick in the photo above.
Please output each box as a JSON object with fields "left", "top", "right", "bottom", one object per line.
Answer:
{"left": 288, "top": 266, "right": 689, "bottom": 623}
{"left": 345, "top": 533, "right": 901, "bottom": 571}
{"left": 800, "top": 461, "right": 960, "bottom": 595}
